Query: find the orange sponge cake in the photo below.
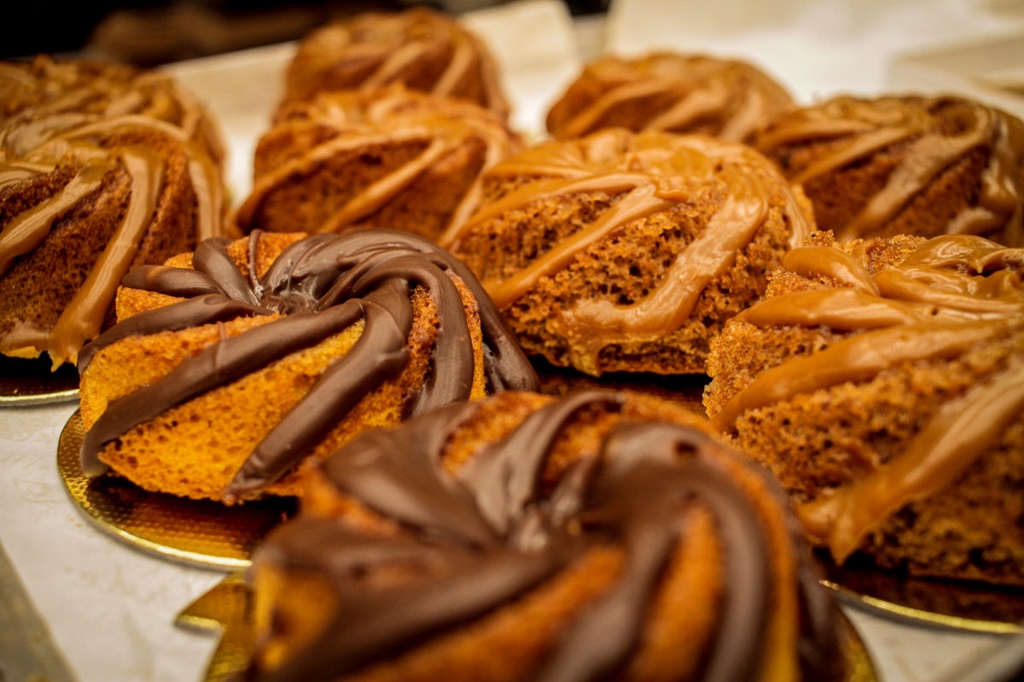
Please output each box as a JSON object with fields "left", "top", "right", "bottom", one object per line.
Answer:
{"left": 234, "top": 86, "right": 523, "bottom": 242}
{"left": 546, "top": 51, "right": 794, "bottom": 142}
{"left": 704, "top": 232, "right": 1024, "bottom": 587}
{"left": 244, "top": 389, "right": 857, "bottom": 682}
{"left": 0, "top": 55, "right": 230, "bottom": 369}
{"left": 77, "top": 229, "right": 538, "bottom": 504}
{"left": 753, "top": 94, "right": 1024, "bottom": 246}
{"left": 443, "top": 128, "right": 815, "bottom": 378}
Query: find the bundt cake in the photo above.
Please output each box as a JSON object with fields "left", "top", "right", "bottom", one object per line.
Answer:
{"left": 546, "top": 51, "right": 795, "bottom": 143}
{"left": 279, "top": 7, "right": 509, "bottom": 118}
{"left": 77, "top": 229, "right": 539, "bottom": 504}
{"left": 0, "top": 54, "right": 230, "bottom": 370}
{"left": 703, "top": 231, "right": 1024, "bottom": 587}
{"left": 234, "top": 85, "right": 524, "bottom": 242}
{"left": 244, "top": 389, "right": 857, "bottom": 682}
{"left": 752, "top": 94, "right": 1024, "bottom": 246}
{"left": 441, "top": 127, "right": 816, "bottom": 377}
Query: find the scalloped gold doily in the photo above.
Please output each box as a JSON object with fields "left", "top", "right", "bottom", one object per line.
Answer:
{"left": 58, "top": 410, "right": 295, "bottom": 570}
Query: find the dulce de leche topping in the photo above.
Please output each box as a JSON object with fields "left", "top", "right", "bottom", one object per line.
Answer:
{"left": 442, "top": 129, "right": 813, "bottom": 375}
{"left": 0, "top": 55, "right": 229, "bottom": 367}
{"left": 714, "top": 234, "right": 1024, "bottom": 562}
{"left": 78, "top": 229, "right": 538, "bottom": 502}
{"left": 248, "top": 390, "right": 845, "bottom": 682}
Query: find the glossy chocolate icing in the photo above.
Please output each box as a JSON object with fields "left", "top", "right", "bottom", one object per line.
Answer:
{"left": 0, "top": 55, "right": 228, "bottom": 367}
{"left": 247, "top": 390, "right": 845, "bottom": 682}
{"left": 78, "top": 229, "right": 538, "bottom": 502}
{"left": 713, "top": 234, "right": 1024, "bottom": 562}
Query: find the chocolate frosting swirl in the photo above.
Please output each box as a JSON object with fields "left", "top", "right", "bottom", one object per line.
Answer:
{"left": 78, "top": 229, "right": 538, "bottom": 502}
{"left": 246, "top": 390, "right": 846, "bottom": 682}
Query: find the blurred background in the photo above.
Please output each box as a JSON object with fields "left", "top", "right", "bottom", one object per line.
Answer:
{"left": 2, "top": 0, "right": 609, "bottom": 67}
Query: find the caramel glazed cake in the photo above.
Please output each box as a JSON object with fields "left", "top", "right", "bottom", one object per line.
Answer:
{"left": 704, "top": 232, "right": 1024, "bottom": 588}
{"left": 545, "top": 51, "right": 795, "bottom": 143}
{"left": 278, "top": 6, "right": 509, "bottom": 119}
{"left": 0, "top": 55, "right": 230, "bottom": 369}
{"left": 76, "top": 229, "right": 538, "bottom": 504}
{"left": 233, "top": 85, "right": 524, "bottom": 243}
{"left": 752, "top": 94, "right": 1024, "bottom": 247}
{"left": 442, "top": 127, "right": 815, "bottom": 379}
{"left": 243, "top": 390, "right": 856, "bottom": 682}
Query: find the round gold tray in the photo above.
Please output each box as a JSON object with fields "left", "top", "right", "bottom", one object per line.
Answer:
{"left": 176, "top": 574, "right": 879, "bottom": 682}
{"left": 0, "top": 355, "right": 79, "bottom": 406}
{"left": 58, "top": 410, "right": 295, "bottom": 570}
{"left": 818, "top": 550, "right": 1024, "bottom": 634}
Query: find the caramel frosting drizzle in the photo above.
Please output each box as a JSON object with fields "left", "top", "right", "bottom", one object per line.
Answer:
{"left": 248, "top": 390, "right": 845, "bottom": 682}
{"left": 0, "top": 56, "right": 228, "bottom": 366}
{"left": 0, "top": 159, "right": 111, "bottom": 275}
{"left": 713, "top": 234, "right": 1024, "bottom": 562}
{"left": 756, "top": 96, "right": 1024, "bottom": 243}
{"left": 799, "top": 357, "right": 1024, "bottom": 562}
{"left": 78, "top": 230, "right": 538, "bottom": 502}
{"left": 236, "top": 86, "right": 520, "bottom": 237}
{"left": 444, "top": 130, "right": 811, "bottom": 374}
{"left": 559, "top": 166, "right": 769, "bottom": 371}
{"left": 48, "top": 146, "right": 163, "bottom": 366}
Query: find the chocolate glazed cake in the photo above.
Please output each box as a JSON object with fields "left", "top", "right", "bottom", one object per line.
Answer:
{"left": 243, "top": 390, "right": 855, "bottom": 682}
{"left": 76, "top": 229, "right": 538, "bottom": 503}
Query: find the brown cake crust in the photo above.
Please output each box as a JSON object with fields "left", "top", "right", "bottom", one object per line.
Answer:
{"left": 234, "top": 85, "right": 523, "bottom": 242}
{"left": 546, "top": 51, "right": 794, "bottom": 143}
{"left": 280, "top": 7, "right": 509, "bottom": 119}
{"left": 704, "top": 231, "right": 1024, "bottom": 587}
{"left": 753, "top": 95, "right": 1024, "bottom": 247}
{"left": 0, "top": 55, "right": 231, "bottom": 368}
{"left": 245, "top": 389, "right": 853, "bottom": 682}
{"left": 443, "top": 128, "right": 815, "bottom": 377}
{"left": 77, "top": 229, "right": 538, "bottom": 503}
